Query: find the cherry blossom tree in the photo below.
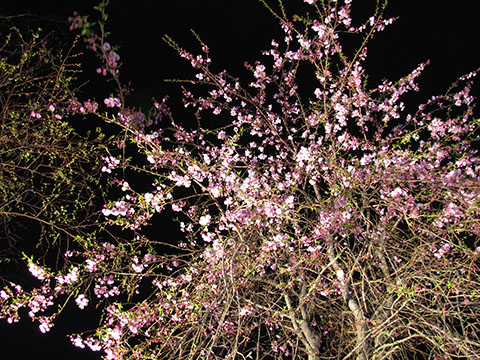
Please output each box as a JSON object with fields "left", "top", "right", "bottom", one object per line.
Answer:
{"left": 2, "top": 0, "right": 480, "bottom": 359}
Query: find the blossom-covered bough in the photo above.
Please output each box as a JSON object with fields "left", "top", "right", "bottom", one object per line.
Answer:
{"left": 2, "top": 0, "right": 480, "bottom": 359}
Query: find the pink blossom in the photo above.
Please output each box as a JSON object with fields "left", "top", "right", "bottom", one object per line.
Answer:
{"left": 101, "top": 156, "right": 120, "bottom": 173}
{"left": 239, "top": 306, "right": 253, "bottom": 316}
{"left": 143, "top": 254, "right": 156, "bottom": 263}
{"left": 104, "top": 97, "right": 121, "bottom": 108}
{"left": 131, "top": 263, "right": 144, "bottom": 273}
{"left": 30, "top": 110, "right": 41, "bottom": 119}
{"left": 199, "top": 214, "right": 211, "bottom": 226}
{"left": 71, "top": 335, "right": 85, "bottom": 349}
{"left": 28, "top": 262, "right": 48, "bottom": 280}
{"left": 56, "top": 267, "right": 79, "bottom": 285}
{"left": 75, "top": 294, "right": 89, "bottom": 309}
{"left": 38, "top": 317, "right": 53, "bottom": 333}
{"left": 171, "top": 203, "right": 183, "bottom": 212}
{"left": 253, "top": 64, "right": 266, "bottom": 79}
{"left": 390, "top": 187, "right": 407, "bottom": 198}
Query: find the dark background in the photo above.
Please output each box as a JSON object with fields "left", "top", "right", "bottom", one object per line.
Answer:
{"left": 1, "top": 1, "right": 479, "bottom": 359}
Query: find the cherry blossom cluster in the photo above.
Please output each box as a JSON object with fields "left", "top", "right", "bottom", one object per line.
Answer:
{"left": 67, "top": 98, "right": 99, "bottom": 114}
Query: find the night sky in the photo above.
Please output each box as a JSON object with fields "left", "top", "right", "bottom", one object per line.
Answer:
{"left": 1, "top": 1, "right": 479, "bottom": 359}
